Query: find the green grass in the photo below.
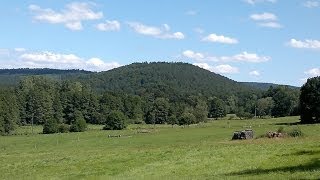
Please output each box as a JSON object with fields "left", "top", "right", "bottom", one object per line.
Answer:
{"left": 0, "top": 116, "right": 319, "bottom": 179}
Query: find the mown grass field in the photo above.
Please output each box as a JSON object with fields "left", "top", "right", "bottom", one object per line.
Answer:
{"left": 0, "top": 116, "right": 319, "bottom": 179}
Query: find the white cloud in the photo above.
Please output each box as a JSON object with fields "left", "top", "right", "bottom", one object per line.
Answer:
{"left": 305, "top": 68, "right": 320, "bottom": 77}
{"left": 300, "top": 78, "right": 308, "bottom": 83}
{"left": 127, "top": 22, "right": 161, "bottom": 36}
{"left": 244, "top": 0, "right": 277, "bottom": 5}
{"left": 127, "top": 22, "right": 185, "bottom": 40}
{"left": 96, "top": 20, "right": 120, "bottom": 31}
{"left": 162, "top": 32, "right": 185, "bottom": 39}
{"left": 10, "top": 51, "right": 121, "bottom": 72}
{"left": 85, "top": 58, "right": 121, "bottom": 72}
{"left": 288, "top": 39, "right": 320, "bottom": 49}
{"left": 249, "top": 70, "right": 260, "bottom": 76}
{"left": 221, "top": 52, "right": 270, "bottom": 63}
{"left": 183, "top": 50, "right": 270, "bottom": 63}
{"left": 202, "top": 33, "right": 238, "bottom": 44}
{"left": 258, "top": 22, "right": 282, "bottom": 28}
{"left": 193, "top": 63, "right": 211, "bottom": 71}
{"left": 213, "top": 64, "right": 239, "bottom": 74}
{"left": 249, "top": 12, "right": 282, "bottom": 29}
{"left": 250, "top": 13, "right": 277, "bottom": 21}
{"left": 0, "top": 48, "right": 10, "bottom": 56}
{"left": 29, "top": 2, "right": 103, "bottom": 30}
{"left": 20, "top": 51, "right": 82, "bottom": 64}
{"left": 14, "top": 48, "right": 27, "bottom": 52}
{"left": 193, "top": 63, "right": 239, "bottom": 74}
{"left": 65, "top": 21, "right": 82, "bottom": 31}
{"left": 182, "top": 50, "right": 205, "bottom": 61}
{"left": 301, "top": 68, "right": 320, "bottom": 83}
{"left": 304, "top": 1, "right": 319, "bottom": 8}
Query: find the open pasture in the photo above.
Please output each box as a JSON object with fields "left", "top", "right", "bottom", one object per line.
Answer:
{"left": 0, "top": 116, "right": 319, "bottom": 179}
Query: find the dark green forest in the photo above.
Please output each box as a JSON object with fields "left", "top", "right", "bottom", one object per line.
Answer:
{"left": 0, "top": 62, "right": 301, "bottom": 135}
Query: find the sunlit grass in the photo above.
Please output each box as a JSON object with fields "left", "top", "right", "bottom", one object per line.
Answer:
{"left": 0, "top": 116, "right": 319, "bottom": 179}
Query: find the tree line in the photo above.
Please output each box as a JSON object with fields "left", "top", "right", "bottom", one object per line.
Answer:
{"left": 0, "top": 75, "right": 302, "bottom": 135}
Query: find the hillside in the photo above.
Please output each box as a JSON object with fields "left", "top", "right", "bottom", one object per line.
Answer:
{"left": 0, "top": 62, "right": 302, "bottom": 100}
{"left": 0, "top": 68, "right": 92, "bottom": 87}
{"left": 0, "top": 62, "right": 301, "bottom": 133}
{"left": 74, "top": 62, "right": 260, "bottom": 98}
{"left": 241, "top": 82, "right": 299, "bottom": 90}
{"left": 0, "top": 62, "right": 272, "bottom": 99}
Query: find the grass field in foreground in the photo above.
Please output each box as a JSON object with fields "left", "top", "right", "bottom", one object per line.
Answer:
{"left": 0, "top": 116, "right": 319, "bottom": 179}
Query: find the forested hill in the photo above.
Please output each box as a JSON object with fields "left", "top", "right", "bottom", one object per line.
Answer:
{"left": 1, "top": 62, "right": 299, "bottom": 97}
{"left": 0, "top": 62, "right": 268, "bottom": 97}
{"left": 0, "top": 62, "right": 301, "bottom": 135}
{"left": 241, "top": 82, "right": 299, "bottom": 90}
{"left": 0, "top": 68, "right": 92, "bottom": 87}
{"left": 0, "top": 68, "right": 92, "bottom": 75}
{"left": 75, "top": 62, "right": 259, "bottom": 98}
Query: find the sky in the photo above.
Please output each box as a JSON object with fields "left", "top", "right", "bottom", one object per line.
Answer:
{"left": 0, "top": 0, "right": 319, "bottom": 86}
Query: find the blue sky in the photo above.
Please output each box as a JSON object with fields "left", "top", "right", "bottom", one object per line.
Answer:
{"left": 0, "top": 0, "right": 319, "bottom": 86}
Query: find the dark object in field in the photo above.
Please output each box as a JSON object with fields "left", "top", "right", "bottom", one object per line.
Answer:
{"left": 108, "top": 135, "right": 122, "bottom": 138}
{"left": 266, "top": 131, "right": 284, "bottom": 138}
{"left": 232, "top": 129, "right": 254, "bottom": 140}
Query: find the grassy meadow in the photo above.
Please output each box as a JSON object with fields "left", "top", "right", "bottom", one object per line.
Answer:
{"left": 0, "top": 116, "right": 319, "bottom": 179}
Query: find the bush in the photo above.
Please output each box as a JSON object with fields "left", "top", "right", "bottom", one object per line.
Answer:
{"left": 43, "top": 118, "right": 58, "bottom": 134}
{"left": 179, "top": 112, "right": 196, "bottom": 126}
{"left": 70, "top": 111, "right": 87, "bottom": 132}
{"left": 58, "top": 124, "right": 69, "bottom": 133}
{"left": 288, "top": 128, "right": 303, "bottom": 137}
{"left": 167, "top": 115, "right": 178, "bottom": 126}
{"left": 70, "top": 118, "right": 87, "bottom": 132}
{"left": 103, "top": 110, "right": 127, "bottom": 130}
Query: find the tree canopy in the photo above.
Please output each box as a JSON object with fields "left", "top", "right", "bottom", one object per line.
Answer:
{"left": 0, "top": 63, "right": 302, "bottom": 135}
{"left": 300, "top": 77, "right": 320, "bottom": 124}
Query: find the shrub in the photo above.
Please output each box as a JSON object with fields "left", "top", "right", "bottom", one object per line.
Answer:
{"left": 70, "top": 118, "right": 87, "bottom": 132}
{"left": 43, "top": 118, "right": 58, "bottom": 134}
{"left": 58, "top": 124, "right": 69, "bottom": 133}
{"left": 103, "top": 110, "right": 127, "bottom": 130}
{"left": 70, "top": 111, "right": 87, "bottom": 132}
{"left": 288, "top": 127, "right": 303, "bottom": 137}
{"left": 179, "top": 112, "right": 196, "bottom": 126}
{"left": 167, "top": 115, "right": 178, "bottom": 126}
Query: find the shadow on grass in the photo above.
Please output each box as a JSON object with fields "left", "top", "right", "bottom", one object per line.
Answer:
{"left": 226, "top": 158, "right": 320, "bottom": 176}
{"left": 279, "top": 149, "right": 320, "bottom": 161}
{"left": 283, "top": 150, "right": 320, "bottom": 156}
{"left": 273, "top": 122, "right": 300, "bottom": 126}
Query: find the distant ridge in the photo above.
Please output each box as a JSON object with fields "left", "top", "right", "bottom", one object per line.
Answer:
{"left": 0, "top": 68, "right": 92, "bottom": 87}
{"left": 241, "top": 82, "right": 299, "bottom": 90}
{"left": 0, "top": 68, "right": 92, "bottom": 75}
{"left": 0, "top": 63, "right": 298, "bottom": 96}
